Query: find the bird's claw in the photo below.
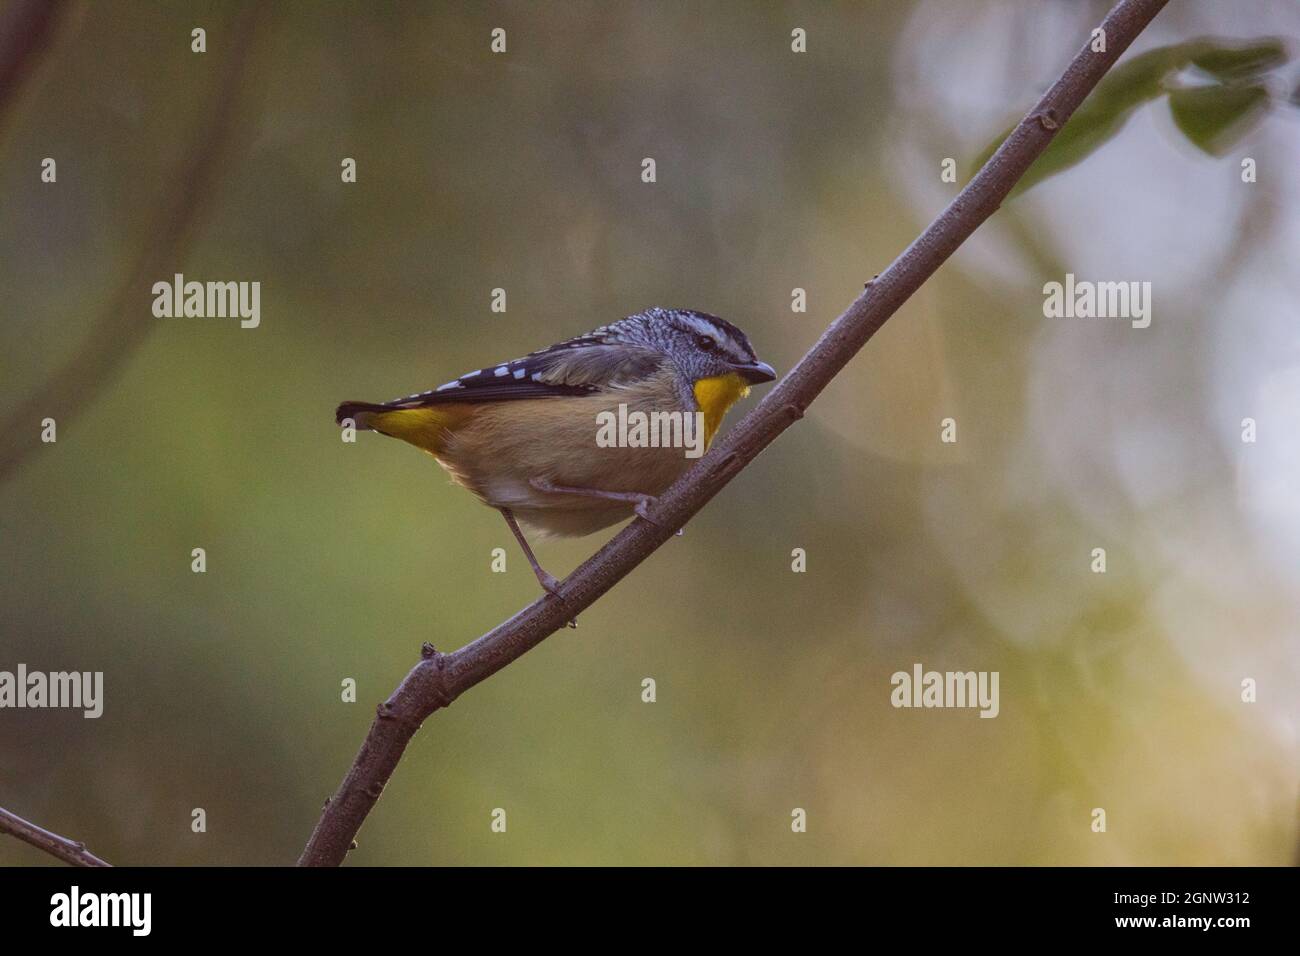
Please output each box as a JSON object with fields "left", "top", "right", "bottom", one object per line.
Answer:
{"left": 536, "top": 571, "right": 577, "bottom": 627}
{"left": 633, "top": 495, "right": 661, "bottom": 525}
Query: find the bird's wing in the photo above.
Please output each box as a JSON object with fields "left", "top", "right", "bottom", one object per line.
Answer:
{"left": 379, "top": 335, "right": 665, "bottom": 407}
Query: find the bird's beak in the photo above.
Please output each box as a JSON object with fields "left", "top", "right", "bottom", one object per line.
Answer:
{"left": 731, "top": 360, "right": 777, "bottom": 384}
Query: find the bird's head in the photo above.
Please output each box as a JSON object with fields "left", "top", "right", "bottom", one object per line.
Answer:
{"left": 610, "top": 307, "right": 777, "bottom": 386}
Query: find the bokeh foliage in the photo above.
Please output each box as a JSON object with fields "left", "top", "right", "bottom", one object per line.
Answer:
{"left": 1, "top": 0, "right": 1295, "bottom": 865}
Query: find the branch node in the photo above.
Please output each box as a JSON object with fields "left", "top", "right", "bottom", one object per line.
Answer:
{"left": 713, "top": 451, "right": 744, "bottom": 483}
{"left": 1037, "top": 108, "right": 1060, "bottom": 130}
{"left": 376, "top": 701, "right": 406, "bottom": 722}
{"left": 420, "top": 641, "right": 437, "bottom": 659}
{"left": 429, "top": 684, "right": 455, "bottom": 709}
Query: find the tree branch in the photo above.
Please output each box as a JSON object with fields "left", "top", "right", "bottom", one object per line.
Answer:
{"left": 299, "top": 0, "right": 1170, "bottom": 867}
{"left": 0, "top": 804, "right": 111, "bottom": 867}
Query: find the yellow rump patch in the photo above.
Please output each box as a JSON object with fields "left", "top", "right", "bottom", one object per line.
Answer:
{"left": 368, "top": 405, "right": 475, "bottom": 456}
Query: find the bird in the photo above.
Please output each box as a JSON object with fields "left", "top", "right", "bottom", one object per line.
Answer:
{"left": 335, "top": 307, "right": 776, "bottom": 595}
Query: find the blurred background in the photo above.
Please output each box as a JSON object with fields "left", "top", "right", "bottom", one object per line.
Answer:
{"left": 1, "top": 0, "right": 1296, "bottom": 865}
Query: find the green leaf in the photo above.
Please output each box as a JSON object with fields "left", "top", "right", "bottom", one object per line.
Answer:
{"left": 1189, "top": 39, "right": 1287, "bottom": 81}
{"left": 970, "top": 42, "right": 1199, "bottom": 193}
{"left": 1168, "top": 84, "right": 1270, "bottom": 155}
{"left": 969, "top": 36, "right": 1289, "bottom": 198}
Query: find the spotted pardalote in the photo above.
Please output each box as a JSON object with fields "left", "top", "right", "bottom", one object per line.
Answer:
{"left": 336, "top": 307, "right": 776, "bottom": 594}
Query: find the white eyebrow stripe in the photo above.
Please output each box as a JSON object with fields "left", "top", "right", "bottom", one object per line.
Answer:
{"left": 680, "top": 314, "right": 720, "bottom": 338}
{"left": 677, "top": 313, "right": 748, "bottom": 356}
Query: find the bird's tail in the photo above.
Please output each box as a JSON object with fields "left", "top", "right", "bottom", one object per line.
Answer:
{"left": 335, "top": 400, "right": 471, "bottom": 455}
{"left": 335, "top": 401, "right": 389, "bottom": 430}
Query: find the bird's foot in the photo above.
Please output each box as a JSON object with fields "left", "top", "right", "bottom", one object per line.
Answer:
{"left": 534, "top": 569, "right": 577, "bottom": 628}
{"left": 632, "top": 494, "right": 661, "bottom": 526}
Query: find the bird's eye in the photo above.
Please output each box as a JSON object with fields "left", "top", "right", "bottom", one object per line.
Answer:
{"left": 696, "top": 334, "right": 717, "bottom": 352}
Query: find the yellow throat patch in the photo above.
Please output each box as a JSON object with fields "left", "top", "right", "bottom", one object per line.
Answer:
{"left": 692, "top": 372, "right": 751, "bottom": 447}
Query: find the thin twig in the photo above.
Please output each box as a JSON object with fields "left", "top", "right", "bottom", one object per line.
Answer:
{"left": 299, "top": 0, "right": 1171, "bottom": 867}
{"left": 0, "top": 805, "right": 111, "bottom": 867}
{"left": 0, "top": 3, "right": 262, "bottom": 485}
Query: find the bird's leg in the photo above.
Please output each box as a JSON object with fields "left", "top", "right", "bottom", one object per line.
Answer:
{"left": 528, "top": 477, "right": 662, "bottom": 526}
{"left": 499, "top": 509, "right": 578, "bottom": 627}
{"left": 499, "top": 508, "right": 565, "bottom": 597}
